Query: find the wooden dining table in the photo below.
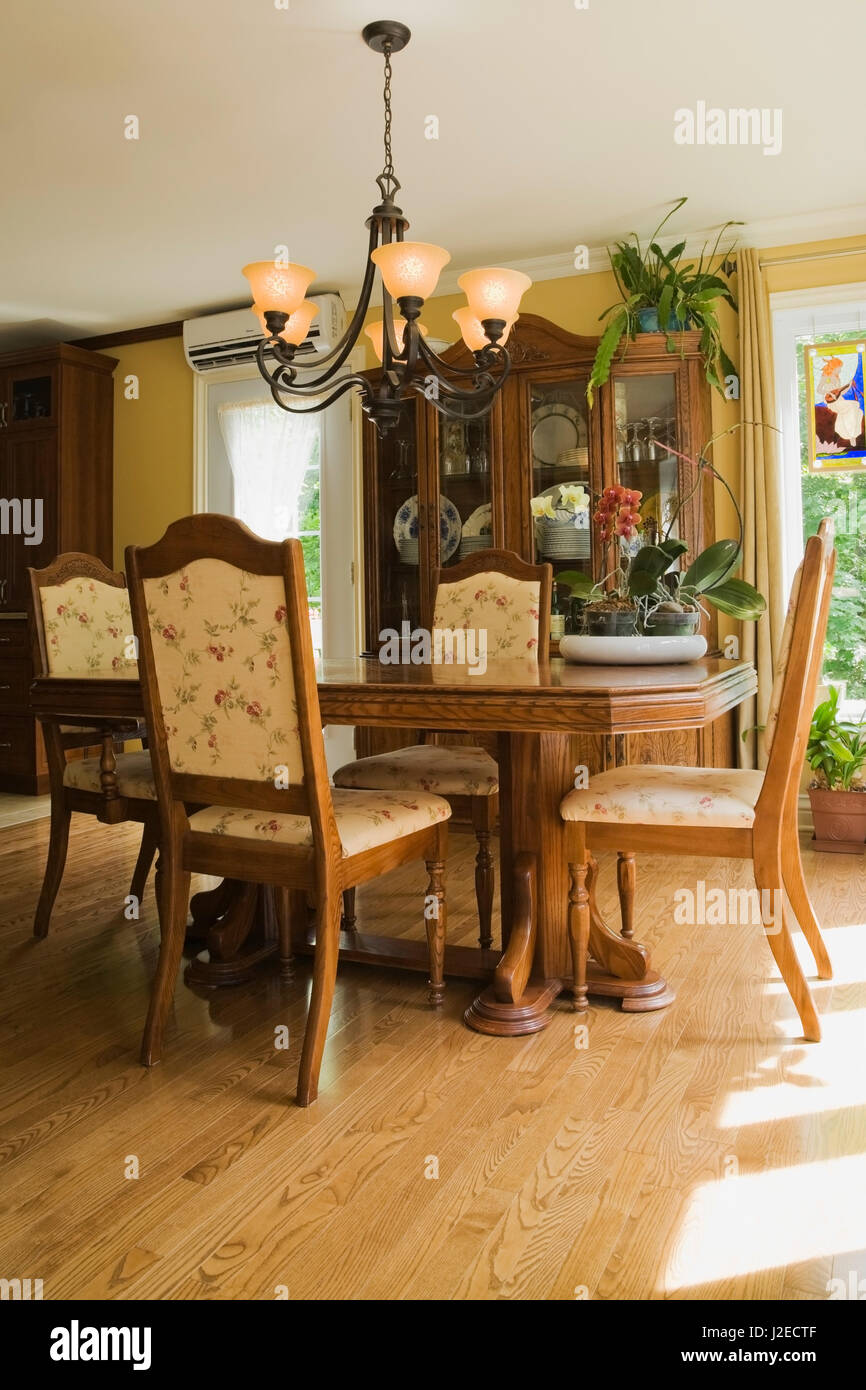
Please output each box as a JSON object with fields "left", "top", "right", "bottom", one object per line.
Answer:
{"left": 30, "top": 653, "right": 757, "bottom": 1035}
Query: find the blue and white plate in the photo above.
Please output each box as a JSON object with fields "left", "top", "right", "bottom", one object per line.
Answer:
{"left": 394, "top": 495, "right": 462, "bottom": 562}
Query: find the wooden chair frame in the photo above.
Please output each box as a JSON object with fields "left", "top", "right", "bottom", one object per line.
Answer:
{"left": 565, "top": 522, "right": 836, "bottom": 1041}
{"left": 126, "top": 514, "right": 448, "bottom": 1106}
{"left": 27, "top": 553, "right": 157, "bottom": 939}
{"left": 342, "top": 548, "right": 551, "bottom": 952}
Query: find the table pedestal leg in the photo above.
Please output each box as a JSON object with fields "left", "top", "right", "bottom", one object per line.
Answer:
{"left": 465, "top": 732, "right": 674, "bottom": 1035}
{"left": 185, "top": 880, "right": 278, "bottom": 987}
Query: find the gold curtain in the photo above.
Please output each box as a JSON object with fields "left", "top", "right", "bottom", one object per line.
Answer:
{"left": 736, "top": 248, "right": 787, "bottom": 769}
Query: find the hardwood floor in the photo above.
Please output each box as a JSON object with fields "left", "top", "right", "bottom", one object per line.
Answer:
{"left": 0, "top": 810, "right": 864, "bottom": 1300}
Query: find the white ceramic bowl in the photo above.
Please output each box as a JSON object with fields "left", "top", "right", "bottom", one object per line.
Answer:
{"left": 559, "top": 634, "right": 708, "bottom": 665}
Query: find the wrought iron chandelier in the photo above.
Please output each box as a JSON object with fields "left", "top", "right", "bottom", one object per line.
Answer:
{"left": 242, "top": 19, "right": 531, "bottom": 436}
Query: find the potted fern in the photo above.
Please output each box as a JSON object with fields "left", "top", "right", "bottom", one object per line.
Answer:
{"left": 807, "top": 686, "right": 866, "bottom": 852}
{"left": 587, "top": 197, "right": 740, "bottom": 405}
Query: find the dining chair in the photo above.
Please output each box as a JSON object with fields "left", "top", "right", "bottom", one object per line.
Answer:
{"left": 28, "top": 553, "right": 157, "bottom": 939}
{"left": 333, "top": 548, "right": 551, "bottom": 951}
{"left": 125, "top": 514, "right": 451, "bottom": 1106}
{"left": 561, "top": 521, "right": 835, "bottom": 1041}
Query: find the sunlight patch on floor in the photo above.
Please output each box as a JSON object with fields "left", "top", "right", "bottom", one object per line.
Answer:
{"left": 661, "top": 1151, "right": 866, "bottom": 1289}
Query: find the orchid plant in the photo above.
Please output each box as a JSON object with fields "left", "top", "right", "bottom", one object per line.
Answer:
{"left": 557, "top": 424, "right": 768, "bottom": 627}
{"left": 530, "top": 482, "right": 591, "bottom": 525}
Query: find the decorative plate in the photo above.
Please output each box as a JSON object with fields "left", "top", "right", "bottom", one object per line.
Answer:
{"left": 559, "top": 634, "right": 708, "bottom": 665}
{"left": 394, "top": 494, "right": 462, "bottom": 562}
{"left": 531, "top": 402, "right": 586, "bottom": 465}
{"left": 462, "top": 502, "right": 493, "bottom": 537}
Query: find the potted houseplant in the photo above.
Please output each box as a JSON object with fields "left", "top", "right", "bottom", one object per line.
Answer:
{"left": 586, "top": 196, "right": 740, "bottom": 405}
{"left": 806, "top": 686, "right": 866, "bottom": 852}
{"left": 557, "top": 427, "right": 767, "bottom": 635}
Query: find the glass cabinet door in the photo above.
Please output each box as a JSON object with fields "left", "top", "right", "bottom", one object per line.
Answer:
{"left": 528, "top": 375, "right": 593, "bottom": 629}
{"left": 374, "top": 403, "right": 423, "bottom": 641}
{"left": 435, "top": 413, "right": 492, "bottom": 572}
{"left": 3, "top": 367, "right": 56, "bottom": 429}
{"left": 613, "top": 373, "right": 681, "bottom": 548}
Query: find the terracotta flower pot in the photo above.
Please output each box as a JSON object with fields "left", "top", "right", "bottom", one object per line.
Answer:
{"left": 808, "top": 786, "right": 866, "bottom": 853}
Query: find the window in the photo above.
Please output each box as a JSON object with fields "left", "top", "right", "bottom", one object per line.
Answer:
{"left": 774, "top": 289, "right": 866, "bottom": 714}
{"left": 216, "top": 395, "right": 323, "bottom": 656}
{"left": 194, "top": 363, "right": 360, "bottom": 775}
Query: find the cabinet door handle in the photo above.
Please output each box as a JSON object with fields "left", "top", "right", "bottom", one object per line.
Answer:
{"left": 0, "top": 683, "right": 10, "bottom": 690}
{"left": 0, "top": 402, "right": 6, "bottom": 428}
{"left": 0, "top": 578, "right": 6, "bottom": 602}
{"left": 0, "top": 741, "right": 12, "bottom": 749}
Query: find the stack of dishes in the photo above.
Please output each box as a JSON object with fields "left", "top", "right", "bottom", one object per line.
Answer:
{"left": 459, "top": 502, "right": 493, "bottom": 558}
{"left": 397, "top": 538, "right": 420, "bottom": 565}
{"left": 536, "top": 522, "right": 590, "bottom": 559}
{"left": 556, "top": 446, "right": 589, "bottom": 470}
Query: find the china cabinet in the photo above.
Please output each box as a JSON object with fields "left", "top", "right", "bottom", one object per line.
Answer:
{"left": 358, "top": 313, "right": 733, "bottom": 772}
{"left": 0, "top": 343, "right": 116, "bottom": 793}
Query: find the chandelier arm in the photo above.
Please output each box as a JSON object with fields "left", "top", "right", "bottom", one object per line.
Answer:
{"left": 414, "top": 335, "right": 512, "bottom": 400}
{"left": 426, "top": 395, "right": 505, "bottom": 422}
{"left": 261, "top": 220, "right": 384, "bottom": 385}
{"left": 268, "top": 373, "right": 373, "bottom": 415}
{"left": 414, "top": 332, "right": 510, "bottom": 381}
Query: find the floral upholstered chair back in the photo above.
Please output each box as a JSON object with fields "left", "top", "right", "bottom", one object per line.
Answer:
{"left": 39, "top": 577, "right": 139, "bottom": 677}
{"left": 141, "top": 557, "right": 305, "bottom": 784}
{"left": 432, "top": 571, "right": 542, "bottom": 658}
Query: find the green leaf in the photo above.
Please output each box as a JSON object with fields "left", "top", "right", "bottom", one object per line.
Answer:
{"left": 682, "top": 539, "right": 741, "bottom": 590}
{"left": 703, "top": 577, "right": 767, "bottom": 620}
{"left": 825, "top": 736, "right": 855, "bottom": 763}
{"left": 657, "top": 284, "right": 673, "bottom": 335}
{"left": 555, "top": 570, "right": 595, "bottom": 598}
{"left": 587, "top": 308, "right": 629, "bottom": 405}
{"left": 628, "top": 571, "right": 661, "bottom": 597}
{"left": 657, "top": 538, "right": 689, "bottom": 562}
{"left": 629, "top": 545, "right": 677, "bottom": 582}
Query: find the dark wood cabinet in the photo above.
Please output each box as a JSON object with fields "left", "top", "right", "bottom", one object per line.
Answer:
{"left": 0, "top": 344, "right": 116, "bottom": 793}
{"left": 357, "top": 312, "right": 733, "bottom": 770}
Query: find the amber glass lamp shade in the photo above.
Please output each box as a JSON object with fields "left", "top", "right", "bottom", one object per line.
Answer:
{"left": 452, "top": 308, "right": 518, "bottom": 351}
{"left": 243, "top": 261, "right": 316, "bottom": 315}
{"left": 457, "top": 267, "right": 531, "bottom": 324}
{"left": 364, "top": 318, "right": 429, "bottom": 362}
{"left": 370, "top": 241, "right": 451, "bottom": 301}
{"left": 253, "top": 300, "right": 319, "bottom": 346}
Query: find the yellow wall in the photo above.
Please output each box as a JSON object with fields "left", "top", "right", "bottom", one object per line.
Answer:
{"left": 104, "top": 234, "right": 866, "bottom": 569}
{"left": 110, "top": 337, "right": 194, "bottom": 569}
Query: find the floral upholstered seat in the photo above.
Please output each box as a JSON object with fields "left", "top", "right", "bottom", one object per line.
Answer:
{"left": 62, "top": 751, "right": 156, "bottom": 800}
{"left": 334, "top": 744, "right": 499, "bottom": 796}
{"left": 560, "top": 764, "right": 765, "bottom": 828}
{"left": 188, "top": 787, "right": 450, "bottom": 858}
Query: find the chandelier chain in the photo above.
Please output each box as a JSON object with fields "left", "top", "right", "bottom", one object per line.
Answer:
{"left": 382, "top": 40, "right": 394, "bottom": 180}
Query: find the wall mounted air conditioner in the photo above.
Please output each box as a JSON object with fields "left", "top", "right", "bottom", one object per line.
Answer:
{"left": 183, "top": 295, "right": 345, "bottom": 372}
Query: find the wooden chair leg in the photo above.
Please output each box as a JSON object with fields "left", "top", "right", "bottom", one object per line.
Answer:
{"left": 782, "top": 817, "right": 832, "bottom": 980}
{"left": 297, "top": 890, "right": 343, "bottom": 1107}
{"left": 567, "top": 829, "right": 591, "bottom": 1013}
{"left": 754, "top": 856, "right": 821, "bottom": 1042}
{"left": 341, "top": 886, "right": 357, "bottom": 930}
{"left": 140, "top": 855, "right": 191, "bottom": 1066}
{"left": 274, "top": 887, "right": 295, "bottom": 981}
{"left": 129, "top": 820, "right": 159, "bottom": 908}
{"left": 33, "top": 799, "right": 71, "bottom": 939}
{"left": 616, "top": 850, "right": 636, "bottom": 939}
{"left": 471, "top": 798, "right": 495, "bottom": 951}
{"left": 425, "top": 824, "right": 447, "bottom": 1007}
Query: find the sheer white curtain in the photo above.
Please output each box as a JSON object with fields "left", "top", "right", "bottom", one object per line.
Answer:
{"left": 217, "top": 398, "right": 320, "bottom": 541}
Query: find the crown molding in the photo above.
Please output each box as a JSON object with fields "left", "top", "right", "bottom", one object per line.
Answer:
{"left": 348, "top": 204, "right": 866, "bottom": 304}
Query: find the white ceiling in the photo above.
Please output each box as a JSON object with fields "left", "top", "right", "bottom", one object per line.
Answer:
{"left": 2, "top": 0, "right": 864, "bottom": 350}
